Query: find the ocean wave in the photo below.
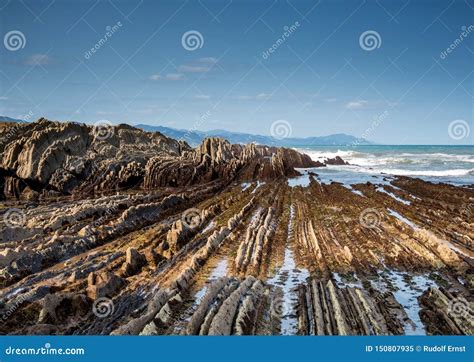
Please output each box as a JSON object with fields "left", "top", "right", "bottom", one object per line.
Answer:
{"left": 298, "top": 149, "right": 359, "bottom": 160}
{"left": 376, "top": 168, "right": 474, "bottom": 177}
{"left": 326, "top": 165, "right": 474, "bottom": 177}
{"left": 298, "top": 149, "right": 474, "bottom": 168}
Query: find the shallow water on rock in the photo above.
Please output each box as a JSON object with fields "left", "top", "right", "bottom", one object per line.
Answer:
{"left": 341, "top": 184, "right": 365, "bottom": 197}
{"left": 376, "top": 187, "right": 411, "bottom": 205}
{"left": 372, "top": 270, "right": 436, "bottom": 335}
{"left": 267, "top": 205, "right": 309, "bottom": 335}
{"left": 252, "top": 181, "right": 265, "bottom": 193}
{"left": 176, "top": 258, "right": 229, "bottom": 332}
{"left": 287, "top": 173, "right": 311, "bottom": 188}
{"left": 194, "top": 258, "right": 229, "bottom": 305}
{"left": 387, "top": 209, "right": 418, "bottom": 229}
{"left": 333, "top": 272, "right": 363, "bottom": 289}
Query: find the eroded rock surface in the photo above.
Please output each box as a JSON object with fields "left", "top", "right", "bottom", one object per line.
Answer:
{"left": 0, "top": 119, "right": 472, "bottom": 336}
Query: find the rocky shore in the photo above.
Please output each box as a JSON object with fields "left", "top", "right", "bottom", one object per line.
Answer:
{"left": 0, "top": 119, "right": 472, "bottom": 335}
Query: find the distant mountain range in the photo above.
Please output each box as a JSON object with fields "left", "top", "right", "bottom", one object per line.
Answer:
{"left": 0, "top": 116, "right": 28, "bottom": 123}
{"left": 0, "top": 116, "right": 370, "bottom": 146}
{"left": 135, "top": 124, "right": 371, "bottom": 147}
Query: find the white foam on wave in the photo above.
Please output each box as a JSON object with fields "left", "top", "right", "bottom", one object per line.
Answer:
{"left": 375, "top": 168, "right": 473, "bottom": 177}
{"left": 297, "top": 147, "right": 474, "bottom": 185}
{"left": 296, "top": 149, "right": 356, "bottom": 158}
{"left": 321, "top": 164, "right": 473, "bottom": 178}
{"left": 298, "top": 149, "right": 474, "bottom": 170}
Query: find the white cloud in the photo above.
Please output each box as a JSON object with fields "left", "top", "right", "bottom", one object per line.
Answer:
{"left": 237, "top": 95, "right": 253, "bottom": 100}
{"left": 166, "top": 73, "right": 185, "bottom": 81}
{"left": 198, "top": 57, "right": 218, "bottom": 64}
{"left": 178, "top": 65, "right": 210, "bottom": 73}
{"left": 345, "top": 100, "right": 369, "bottom": 109}
{"left": 149, "top": 73, "right": 185, "bottom": 81}
{"left": 195, "top": 94, "right": 211, "bottom": 100}
{"left": 237, "top": 93, "right": 271, "bottom": 101}
{"left": 24, "top": 54, "right": 54, "bottom": 66}
{"left": 0, "top": 96, "right": 8, "bottom": 100}
{"left": 256, "top": 93, "right": 271, "bottom": 100}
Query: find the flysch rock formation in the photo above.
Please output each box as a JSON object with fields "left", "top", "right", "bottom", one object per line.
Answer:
{"left": 0, "top": 118, "right": 472, "bottom": 336}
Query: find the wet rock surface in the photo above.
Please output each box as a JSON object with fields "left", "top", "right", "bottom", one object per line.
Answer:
{"left": 0, "top": 119, "right": 472, "bottom": 335}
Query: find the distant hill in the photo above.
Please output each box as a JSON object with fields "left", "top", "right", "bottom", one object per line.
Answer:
{"left": 135, "top": 124, "right": 371, "bottom": 147}
{"left": 0, "top": 116, "right": 371, "bottom": 146}
{"left": 0, "top": 116, "right": 27, "bottom": 123}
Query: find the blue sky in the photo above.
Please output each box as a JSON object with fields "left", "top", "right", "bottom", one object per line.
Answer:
{"left": 0, "top": 0, "right": 472, "bottom": 144}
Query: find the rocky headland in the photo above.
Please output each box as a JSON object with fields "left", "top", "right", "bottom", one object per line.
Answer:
{"left": 0, "top": 119, "right": 472, "bottom": 336}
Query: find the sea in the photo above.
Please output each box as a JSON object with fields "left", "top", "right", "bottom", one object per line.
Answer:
{"left": 292, "top": 145, "right": 474, "bottom": 187}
